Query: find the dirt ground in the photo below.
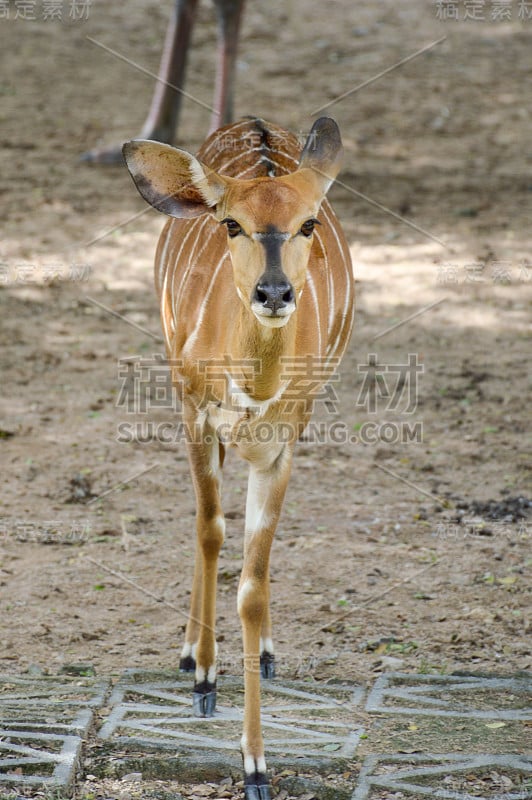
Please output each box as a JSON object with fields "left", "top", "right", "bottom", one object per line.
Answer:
{"left": 0, "top": 0, "right": 531, "bottom": 797}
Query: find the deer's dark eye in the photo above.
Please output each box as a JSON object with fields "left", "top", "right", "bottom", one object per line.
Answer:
{"left": 221, "top": 218, "right": 242, "bottom": 238}
{"left": 300, "top": 218, "right": 320, "bottom": 237}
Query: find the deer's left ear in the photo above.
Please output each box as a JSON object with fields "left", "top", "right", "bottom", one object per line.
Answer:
{"left": 298, "top": 117, "right": 343, "bottom": 196}
{"left": 122, "top": 139, "right": 227, "bottom": 218}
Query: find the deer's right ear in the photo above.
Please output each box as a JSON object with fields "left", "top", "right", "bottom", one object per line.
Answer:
{"left": 122, "top": 140, "right": 227, "bottom": 218}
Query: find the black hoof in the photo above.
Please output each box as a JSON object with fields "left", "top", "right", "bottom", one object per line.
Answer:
{"left": 193, "top": 681, "right": 217, "bottom": 717}
{"left": 179, "top": 655, "right": 196, "bottom": 673}
{"left": 244, "top": 775, "right": 271, "bottom": 800}
{"left": 260, "top": 651, "right": 276, "bottom": 679}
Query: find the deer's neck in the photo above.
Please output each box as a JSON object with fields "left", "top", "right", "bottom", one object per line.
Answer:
{"left": 229, "top": 307, "right": 297, "bottom": 402}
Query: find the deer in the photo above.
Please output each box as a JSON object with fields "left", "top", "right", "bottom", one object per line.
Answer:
{"left": 122, "top": 115, "right": 354, "bottom": 799}
{"left": 83, "top": 0, "right": 245, "bottom": 163}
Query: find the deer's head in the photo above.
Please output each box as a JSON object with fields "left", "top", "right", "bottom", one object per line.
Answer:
{"left": 123, "top": 117, "right": 343, "bottom": 329}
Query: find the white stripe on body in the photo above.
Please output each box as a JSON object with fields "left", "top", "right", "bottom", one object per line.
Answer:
{"left": 315, "top": 228, "right": 335, "bottom": 337}
{"left": 201, "top": 119, "right": 255, "bottom": 159}
{"left": 172, "top": 215, "right": 211, "bottom": 323}
{"left": 183, "top": 252, "right": 230, "bottom": 354}
{"left": 305, "top": 270, "right": 322, "bottom": 356}
{"left": 157, "top": 221, "right": 172, "bottom": 289}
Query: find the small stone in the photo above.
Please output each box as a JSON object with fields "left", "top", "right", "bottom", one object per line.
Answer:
{"left": 121, "top": 772, "right": 142, "bottom": 782}
{"left": 380, "top": 656, "right": 405, "bottom": 671}
{"left": 189, "top": 786, "right": 217, "bottom": 797}
{"left": 26, "top": 663, "right": 45, "bottom": 676}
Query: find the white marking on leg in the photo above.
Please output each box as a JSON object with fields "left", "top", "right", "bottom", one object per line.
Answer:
{"left": 237, "top": 578, "right": 255, "bottom": 614}
{"left": 245, "top": 465, "right": 278, "bottom": 535}
{"left": 195, "top": 640, "right": 217, "bottom": 686}
{"left": 181, "top": 641, "right": 198, "bottom": 660}
{"left": 243, "top": 754, "right": 267, "bottom": 776}
{"left": 210, "top": 514, "right": 225, "bottom": 544}
{"left": 241, "top": 733, "right": 267, "bottom": 775}
{"left": 209, "top": 440, "right": 223, "bottom": 484}
{"left": 260, "top": 637, "right": 274, "bottom": 654}
{"left": 195, "top": 666, "right": 206, "bottom": 683}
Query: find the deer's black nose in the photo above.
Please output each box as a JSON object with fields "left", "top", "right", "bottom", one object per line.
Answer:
{"left": 253, "top": 279, "right": 294, "bottom": 315}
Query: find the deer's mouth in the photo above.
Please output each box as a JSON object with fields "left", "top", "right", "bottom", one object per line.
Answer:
{"left": 251, "top": 302, "right": 295, "bottom": 327}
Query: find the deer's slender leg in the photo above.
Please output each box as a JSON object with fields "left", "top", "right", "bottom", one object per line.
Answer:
{"left": 82, "top": 0, "right": 199, "bottom": 164}
{"left": 209, "top": 0, "right": 245, "bottom": 134}
{"left": 139, "top": 0, "right": 199, "bottom": 143}
{"left": 259, "top": 574, "right": 275, "bottom": 679}
{"left": 183, "top": 404, "right": 224, "bottom": 716}
{"left": 239, "top": 443, "right": 293, "bottom": 799}
{"left": 179, "top": 537, "right": 202, "bottom": 672}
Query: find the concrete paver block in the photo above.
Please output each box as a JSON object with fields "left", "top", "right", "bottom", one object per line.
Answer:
{"left": 0, "top": 673, "right": 109, "bottom": 791}
{"left": 0, "top": 730, "right": 82, "bottom": 789}
{"left": 95, "top": 671, "right": 365, "bottom": 780}
{"left": 351, "top": 753, "right": 532, "bottom": 799}
{"left": 366, "top": 672, "right": 532, "bottom": 720}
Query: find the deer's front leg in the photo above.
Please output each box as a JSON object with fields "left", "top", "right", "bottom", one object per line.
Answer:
{"left": 184, "top": 412, "right": 225, "bottom": 717}
{"left": 239, "top": 443, "right": 293, "bottom": 800}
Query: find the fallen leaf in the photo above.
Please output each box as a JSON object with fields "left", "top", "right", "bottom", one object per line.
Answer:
{"left": 497, "top": 575, "right": 517, "bottom": 586}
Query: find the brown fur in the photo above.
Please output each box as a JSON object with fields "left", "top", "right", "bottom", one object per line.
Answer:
{"left": 124, "top": 117, "right": 354, "bottom": 786}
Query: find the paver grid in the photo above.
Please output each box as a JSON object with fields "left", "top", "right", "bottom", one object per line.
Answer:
{"left": 93, "top": 669, "right": 364, "bottom": 779}
{"left": 366, "top": 672, "right": 532, "bottom": 720}
{"left": 0, "top": 670, "right": 530, "bottom": 798}
{"left": 0, "top": 674, "right": 109, "bottom": 790}
{"left": 358, "top": 672, "right": 532, "bottom": 800}
{"left": 352, "top": 753, "right": 532, "bottom": 800}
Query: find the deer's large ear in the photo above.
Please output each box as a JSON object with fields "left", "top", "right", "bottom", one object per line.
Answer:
{"left": 298, "top": 117, "right": 343, "bottom": 196}
{"left": 122, "top": 140, "right": 227, "bottom": 218}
